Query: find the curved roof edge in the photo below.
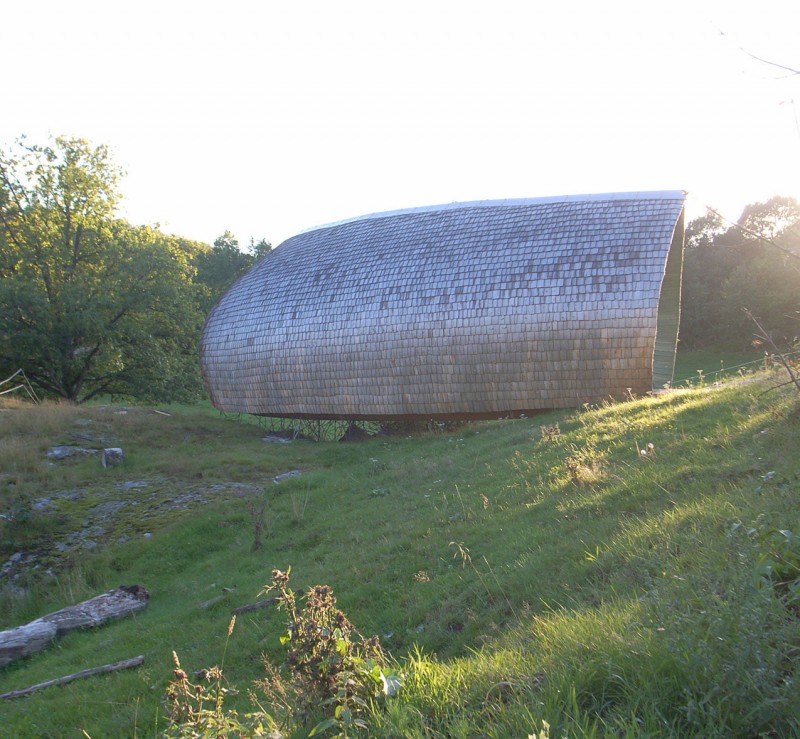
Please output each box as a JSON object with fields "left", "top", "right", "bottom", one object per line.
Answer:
{"left": 299, "top": 190, "right": 688, "bottom": 236}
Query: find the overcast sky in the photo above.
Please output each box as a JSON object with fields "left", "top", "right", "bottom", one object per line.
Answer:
{"left": 3, "top": 0, "right": 799, "bottom": 247}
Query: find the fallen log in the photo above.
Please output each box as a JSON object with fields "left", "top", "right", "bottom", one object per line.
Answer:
{"left": 231, "top": 596, "right": 277, "bottom": 615}
{"left": 0, "top": 655, "right": 145, "bottom": 700}
{"left": 39, "top": 584, "right": 149, "bottom": 635}
{"left": 0, "top": 585, "right": 148, "bottom": 667}
{"left": 199, "top": 586, "right": 236, "bottom": 610}
{"left": 0, "top": 620, "right": 58, "bottom": 667}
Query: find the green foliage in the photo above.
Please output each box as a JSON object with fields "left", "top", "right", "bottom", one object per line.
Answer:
{"left": 681, "top": 197, "right": 800, "bottom": 351}
{"left": 672, "top": 349, "right": 762, "bottom": 387}
{"left": 264, "top": 568, "right": 397, "bottom": 736}
{"left": 165, "top": 618, "right": 278, "bottom": 737}
{"left": 0, "top": 136, "right": 207, "bottom": 402}
{"left": 239, "top": 488, "right": 271, "bottom": 551}
{"left": 163, "top": 571, "right": 398, "bottom": 738}
{"left": 0, "top": 493, "right": 59, "bottom": 554}
{"left": 193, "top": 231, "right": 270, "bottom": 313}
{"left": 754, "top": 527, "right": 800, "bottom": 607}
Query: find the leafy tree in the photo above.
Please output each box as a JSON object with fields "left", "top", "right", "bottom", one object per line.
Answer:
{"left": 737, "top": 196, "right": 800, "bottom": 241}
{"left": 248, "top": 236, "right": 273, "bottom": 260}
{"left": 680, "top": 210, "right": 728, "bottom": 349}
{"left": 722, "top": 211, "right": 800, "bottom": 347}
{"left": 194, "top": 231, "right": 271, "bottom": 312}
{"left": 0, "top": 136, "right": 206, "bottom": 402}
{"left": 679, "top": 197, "right": 800, "bottom": 351}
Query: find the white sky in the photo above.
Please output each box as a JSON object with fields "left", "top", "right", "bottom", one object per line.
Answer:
{"left": 3, "top": 0, "right": 799, "bottom": 247}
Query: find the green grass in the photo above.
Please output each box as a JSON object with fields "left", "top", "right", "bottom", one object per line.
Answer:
{"left": 1, "top": 366, "right": 799, "bottom": 737}
{"left": 673, "top": 347, "right": 764, "bottom": 386}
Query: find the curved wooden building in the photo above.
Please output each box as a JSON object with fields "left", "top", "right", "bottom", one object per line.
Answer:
{"left": 201, "top": 191, "right": 685, "bottom": 420}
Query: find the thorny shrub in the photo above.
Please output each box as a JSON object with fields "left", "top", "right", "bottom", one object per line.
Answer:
{"left": 263, "top": 568, "right": 400, "bottom": 736}
{"left": 165, "top": 570, "right": 400, "bottom": 738}
{"left": 562, "top": 444, "right": 604, "bottom": 486}
{"left": 164, "top": 616, "right": 277, "bottom": 737}
{"left": 538, "top": 422, "right": 561, "bottom": 443}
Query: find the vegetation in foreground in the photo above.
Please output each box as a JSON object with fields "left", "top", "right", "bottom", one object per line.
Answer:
{"left": 0, "top": 366, "right": 799, "bottom": 737}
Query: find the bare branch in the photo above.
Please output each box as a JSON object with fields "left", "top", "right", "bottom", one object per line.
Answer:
{"left": 742, "top": 49, "right": 800, "bottom": 77}
{"left": 703, "top": 206, "right": 800, "bottom": 264}
{"left": 745, "top": 309, "right": 800, "bottom": 394}
{"left": 0, "top": 656, "right": 145, "bottom": 700}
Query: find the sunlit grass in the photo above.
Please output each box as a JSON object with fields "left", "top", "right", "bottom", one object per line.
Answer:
{"left": 673, "top": 348, "right": 764, "bottom": 387}
{"left": 0, "top": 366, "right": 798, "bottom": 736}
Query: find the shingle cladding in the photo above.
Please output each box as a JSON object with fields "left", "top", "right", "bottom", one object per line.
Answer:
{"left": 200, "top": 191, "right": 686, "bottom": 419}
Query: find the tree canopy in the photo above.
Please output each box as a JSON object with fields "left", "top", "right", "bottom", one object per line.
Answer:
{"left": 193, "top": 231, "right": 271, "bottom": 313}
{"left": 680, "top": 197, "right": 800, "bottom": 351}
{"left": 0, "top": 137, "right": 215, "bottom": 402}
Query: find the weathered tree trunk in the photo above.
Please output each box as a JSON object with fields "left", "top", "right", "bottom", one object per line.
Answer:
{"left": 0, "top": 585, "right": 148, "bottom": 667}
{"left": 0, "top": 620, "right": 58, "bottom": 667}
{"left": 38, "top": 584, "right": 149, "bottom": 635}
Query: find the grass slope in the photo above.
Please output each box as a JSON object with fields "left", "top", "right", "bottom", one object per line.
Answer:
{"left": 1, "top": 367, "right": 798, "bottom": 737}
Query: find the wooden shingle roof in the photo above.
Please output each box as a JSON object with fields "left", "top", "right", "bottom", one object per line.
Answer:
{"left": 200, "top": 191, "right": 686, "bottom": 419}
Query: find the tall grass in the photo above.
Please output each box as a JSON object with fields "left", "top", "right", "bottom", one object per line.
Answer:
{"left": 0, "top": 365, "right": 798, "bottom": 736}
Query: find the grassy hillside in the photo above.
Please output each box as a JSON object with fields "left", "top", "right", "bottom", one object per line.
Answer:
{"left": 1, "top": 366, "right": 798, "bottom": 737}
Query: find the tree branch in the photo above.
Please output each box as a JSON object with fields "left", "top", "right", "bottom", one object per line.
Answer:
{"left": 80, "top": 380, "right": 114, "bottom": 404}
{"left": 745, "top": 309, "right": 800, "bottom": 394}
{"left": 703, "top": 206, "right": 800, "bottom": 263}
{"left": 0, "top": 656, "right": 145, "bottom": 700}
{"left": 743, "top": 49, "right": 800, "bottom": 77}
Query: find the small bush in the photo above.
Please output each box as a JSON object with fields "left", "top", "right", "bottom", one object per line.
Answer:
{"left": 165, "top": 571, "right": 401, "bottom": 738}
{"left": 263, "top": 568, "right": 400, "bottom": 736}
{"left": 164, "top": 617, "right": 278, "bottom": 737}
{"left": 562, "top": 445, "right": 604, "bottom": 486}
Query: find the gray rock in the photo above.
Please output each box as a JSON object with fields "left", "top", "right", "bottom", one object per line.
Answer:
{"left": 1, "top": 552, "right": 38, "bottom": 578}
{"left": 70, "top": 432, "right": 96, "bottom": 443}
{"left": 89, "top": 500, "right": 128, "bottom": 518}
{"left": 52, "top": 490, "right": 84, "bottom": 501}
{"left": 273, "top": 470, "right": 302, "bottom": 484}
{"left": 101, "top": 448, "right": 124, "bottom": 467}
{"left": 47, "top": 446, "right": 98, "bottom": 460}
{"left": 114, "top": 481, "right": 148, "bottom": 491}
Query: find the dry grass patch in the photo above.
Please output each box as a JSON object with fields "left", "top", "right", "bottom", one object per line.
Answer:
{"left": 0, "top": 398, "right": 86, "bottom": 437}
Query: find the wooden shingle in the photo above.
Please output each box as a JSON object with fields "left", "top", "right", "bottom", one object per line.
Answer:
{"left": 200, "top": 192, "right": 685, "bottom": 419}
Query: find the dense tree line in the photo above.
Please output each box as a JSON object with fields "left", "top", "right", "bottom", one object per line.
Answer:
{"left": 680, "top": 197, "right": 800, "bottom": 352}
{"left": 0, "top": 136, "right": 268, "bottom": 403}
{"left": 2, "top": 135, "right": 797, "bottom": 404}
